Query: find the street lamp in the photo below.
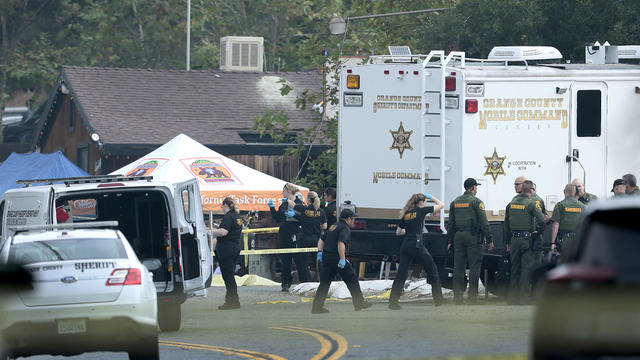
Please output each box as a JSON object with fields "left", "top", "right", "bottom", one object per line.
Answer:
{"left": 329, "top": 8, "right": 451, "bottom": 55}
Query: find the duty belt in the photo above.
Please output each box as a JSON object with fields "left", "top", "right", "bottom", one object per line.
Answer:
{"left": 512, "top": 231, "right": 532, "bottom": 238}
{"left": 558, "top": 232, "right": 575, "bottom": 240}
{"left": 455, "top": 226, "right": 475, "bottom": 233}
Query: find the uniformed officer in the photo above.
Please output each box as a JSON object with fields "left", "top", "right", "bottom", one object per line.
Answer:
{"left": 389, "top": 193, "right": 445, "bottom": 310}
{"left": 528, "top": 181, "right": 550, "bottom": 261}
{"left": 323, "top": 187, "right": 338, "bottom": 228}
{"left": 611, "top": 178, "right": 627, "bottom": 197}
{"left": 448, "top": 178, "right": 494, "bottom": 305}
{"left": 294, "top": 191, "right": 327, "bottom": 279}
{"left": 572, "top": 178, "right": 599, "bottom": 204}
{"left": 550, "top": 184, "right": 585, "bottom": 262}
{"left": 269, "top": 183, "right": 309, "bottom": 292}
{"left": 622, "top": 174, "right": 640, "bottom": 195}
{"left": 504, "top": 181, "right": 546, "bottom": 305}
{"left": 311, "top": 208, "right": 372, "bottom": 314}
{"left": 211, "top": 197, "right": 243, "bottom": 310}
{"left": 512, "top": 176, "right": 527, "bottom": 199}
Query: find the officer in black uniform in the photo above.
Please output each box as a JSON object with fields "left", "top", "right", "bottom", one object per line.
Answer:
{"left": 389, "top": 193, "right": 445, "bottom": 310}
{"left": 294, "top": 191, "right": 327, "bottom": 279}
{"left": 211, "top": 197, "right": 243, "bottom": 310}
{"left": 269, "top": 183, "right": 309, "bottom": 292}
{"left": 323, "top": 187, "right": 338, "bottom": 228}
{"left": 311, "top": 208, "right": 372, "bottom": 314}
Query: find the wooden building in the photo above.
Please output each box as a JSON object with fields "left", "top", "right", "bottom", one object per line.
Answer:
{"left": 32, "top": 66, "right": 327, "bottom": 179}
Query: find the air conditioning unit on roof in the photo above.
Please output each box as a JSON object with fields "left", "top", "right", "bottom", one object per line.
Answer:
{"left": 220, "top": 36, "right": 264, "bottom": 72}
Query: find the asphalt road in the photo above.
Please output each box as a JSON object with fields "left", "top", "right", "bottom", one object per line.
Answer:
{"left": 25, "top": 285, "right": 534, "bottom": 360}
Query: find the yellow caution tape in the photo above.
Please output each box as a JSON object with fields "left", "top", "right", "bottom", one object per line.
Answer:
{"left": 239, "top": 247, "right": 319, "bottom": 255}
{"left": 301, "top": 297, "right": 345, "bottom": 303}
{"left": 366, "top": 289, "right": 391, "bottom": 299}
{"left": 254, "top": 300, "right": 297, "bottom": 304}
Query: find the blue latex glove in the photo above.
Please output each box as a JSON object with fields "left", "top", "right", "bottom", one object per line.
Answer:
{"left": 281, "top": 197, "right": 288, "bottom": 204}
{"left": 424, "top": 192, "right": 433, "bottom": 200}
{"left": 338, "top": 259, "right": 346, "bottom": 269}
{"left": 285, "top": 209, "right": 295, "bottom": 218}
{"left": 317, "top": 252, "right": 323, "bottom": 262}
{"left": 267, "top": 199, "right": 274, "bottom": 208}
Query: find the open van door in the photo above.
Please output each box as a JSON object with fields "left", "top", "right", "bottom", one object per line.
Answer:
{"left": 173, "top": 179, "right": 208, "bottom": 292}
{"left": 1, "top": 187, "right": 54, "bottom": 244}
{"left": 569, "top": 83, "right": 607, "bottom": 197}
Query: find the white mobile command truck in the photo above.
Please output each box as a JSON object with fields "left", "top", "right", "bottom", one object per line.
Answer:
{"left": 0, "top": 175, "right": 212, "bottom": 331}
{"left": 338, "top": 43, "right": 640, "bottom": 292}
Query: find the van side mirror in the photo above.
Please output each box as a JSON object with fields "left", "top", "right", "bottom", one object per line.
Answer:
{"left": 142, "top": 258, "right": 162, "bottom": 271}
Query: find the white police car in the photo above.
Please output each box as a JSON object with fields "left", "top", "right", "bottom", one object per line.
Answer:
{"left": 0, "top": 222, "right": 158, "bottom": 360}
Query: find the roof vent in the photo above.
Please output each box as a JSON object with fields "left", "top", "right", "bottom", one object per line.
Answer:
{"left": 488, "top": 46, "right": 562, "bottom": 61}
{"left": 220, "top": 36, "right": 264, "bottom": 72}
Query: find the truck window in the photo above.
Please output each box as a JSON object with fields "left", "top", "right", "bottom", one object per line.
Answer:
{"left": 576, "top": 90, "right": 601, "bottom": 137}
{"left": 69, "top": 199, "right": 97, "bottom": 222}
{"left": 181, "top": 189, "right": 195, "bottom": 223}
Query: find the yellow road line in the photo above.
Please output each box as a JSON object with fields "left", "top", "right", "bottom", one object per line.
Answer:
{"left": 298, "top": 327, "right": 348, "bottom": 360}
{"left": 271, "top": 326, "right": 332, "bottom": 360}
{"left": 270, "top": 326, "right": 348, "bottom": 360}
{"left": 160, "top": 340, "right": 287, "bottom": 360}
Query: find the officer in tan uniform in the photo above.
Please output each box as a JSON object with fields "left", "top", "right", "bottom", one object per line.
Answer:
{"left": 448, "top": 178, "right": 494, "bottom": 305}
{"left": 550, "top": 184, "right": 585, "bottom": 262}
{"left": 504, "top": 181, "right": 546, "bottom": 305}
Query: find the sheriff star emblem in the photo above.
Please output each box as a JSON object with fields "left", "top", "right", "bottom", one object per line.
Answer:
{"left": 484, "top": 147, "right": 506, "bottom": 184}
{"left": 390, "top": 122, "right": 413, "bottom": 158}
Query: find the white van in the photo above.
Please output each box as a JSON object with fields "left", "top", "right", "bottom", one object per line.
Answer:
{"left": 0, "top": 175, "right": 212, "bottom": 332}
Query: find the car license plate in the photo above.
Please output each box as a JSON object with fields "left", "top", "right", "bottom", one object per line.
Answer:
{"left": 57, "top": 319, "right": 87, "bottom": 334}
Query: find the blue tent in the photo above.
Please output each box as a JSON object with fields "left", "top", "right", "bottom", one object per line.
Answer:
{"left": 0, "top": 151, "right": 89, "bottom": 196}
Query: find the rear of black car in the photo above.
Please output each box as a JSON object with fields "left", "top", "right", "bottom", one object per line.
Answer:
{"left": 532, "top": 198, "right": 640, "bottom": 359}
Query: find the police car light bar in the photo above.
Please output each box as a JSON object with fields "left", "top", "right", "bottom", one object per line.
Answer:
{"left": 9, "top": 221, "right": 120, "bottom": 233}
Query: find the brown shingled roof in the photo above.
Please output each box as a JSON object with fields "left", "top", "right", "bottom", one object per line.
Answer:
{"left": 59, "top": 66, "right": 323, "bottom": 145}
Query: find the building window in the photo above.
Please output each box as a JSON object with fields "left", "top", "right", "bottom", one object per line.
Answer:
{"left": 69, "top": 99, "right": 76, "bottom": 132}
{"left": 577, "top": 90, "right": 601, "bottom": 137}
{"left": 77, "top": 143, "right": 89, "bottom": 172}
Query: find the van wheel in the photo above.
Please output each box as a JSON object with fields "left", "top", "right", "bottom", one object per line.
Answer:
{"left": 128, "top": 330, "right": 159, "bottom": 360}
{"left": 158, "top": 302, "right": 181, "bottom": 332}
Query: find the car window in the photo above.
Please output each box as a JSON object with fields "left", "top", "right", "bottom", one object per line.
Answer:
{"left": 9, "top": 237, "right": 127, "bottom": 265}
{"left": 580, "top": 210, "right": 640, "bottom": 272}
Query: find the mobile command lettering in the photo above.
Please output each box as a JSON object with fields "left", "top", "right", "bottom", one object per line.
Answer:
{"left": 0, "top": 175, "right": 212, "bottom": 331}
{"left": 338, "top": 44, "right": 640, "bottom": 292}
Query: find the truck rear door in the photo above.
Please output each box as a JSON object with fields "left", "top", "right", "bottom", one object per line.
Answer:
{"left": 173, "top": 179, "right": 206, "bottom": 292}
{"left": 1, "top": 187, "right": 53, "bottom": 245}
{"left": 570, "top": 82, "right": 607, "bottom": 196}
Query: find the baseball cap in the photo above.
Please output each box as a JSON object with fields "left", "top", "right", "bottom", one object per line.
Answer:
{"left": 611, "top": 178, "right": 626, "bottom": 192}
{"left": 464, "top": 178, "right": 480, "bottom": 189}
{"left": 339, "top": 208, "right": 358, "bottom": 219}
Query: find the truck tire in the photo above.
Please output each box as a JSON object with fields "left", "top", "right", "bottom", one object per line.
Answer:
{"left": 158, "top": 302, "right": 181, "bottom": 332}
{"left": 128, "top": 330, "right": 159, "bottom": 360}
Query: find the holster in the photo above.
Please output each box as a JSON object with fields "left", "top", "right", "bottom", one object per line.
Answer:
{"left": 530, "top": 234, "right": 540, "bottom": 252}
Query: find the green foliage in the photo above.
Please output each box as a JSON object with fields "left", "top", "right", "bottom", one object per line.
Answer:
{"left": 3, "top": 0, "right": 640, "bottom": 176}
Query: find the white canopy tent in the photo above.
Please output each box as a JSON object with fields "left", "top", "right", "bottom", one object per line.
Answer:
{"left": 111, "top": 134, "right": 308, "bottom": 212}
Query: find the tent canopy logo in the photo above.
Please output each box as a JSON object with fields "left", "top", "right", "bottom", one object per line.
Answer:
{"left": 126, "top": 159, "right": 165, "bottom": 177}
{"left": 188, "top": 159, "right": 235, "bottom": 184}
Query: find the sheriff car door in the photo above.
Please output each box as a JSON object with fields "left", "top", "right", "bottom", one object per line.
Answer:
{"left": 569, "top": 82, "right": 607, "bottom": 197}
{"left": 174, "top": 179, "right": 205, "bottom": 292}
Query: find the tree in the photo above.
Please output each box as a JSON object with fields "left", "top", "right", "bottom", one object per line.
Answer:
{"left": 0, "top": 0, "right": 67, "bottom": 143}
